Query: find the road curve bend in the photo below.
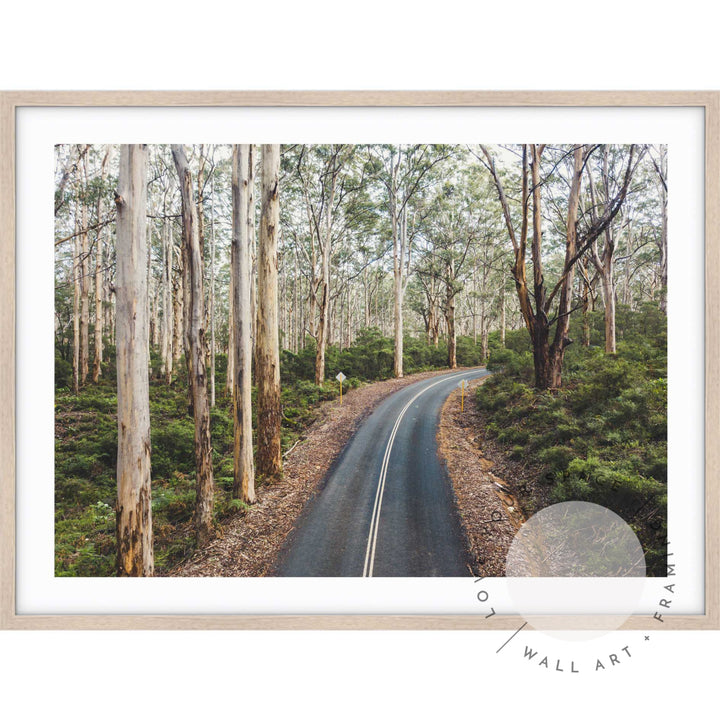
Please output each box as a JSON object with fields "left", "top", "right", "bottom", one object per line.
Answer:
{"left": 275, "top": 367, "right": 490, "bottom": 577}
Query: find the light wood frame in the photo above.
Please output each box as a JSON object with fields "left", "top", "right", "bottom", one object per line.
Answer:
{"left": 0, "top": 91, "right": 717, "bottom": 630}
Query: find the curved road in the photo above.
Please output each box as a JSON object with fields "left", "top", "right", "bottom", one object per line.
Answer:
{"left": 275, "top": 367, "right": 490, "bottom": 577}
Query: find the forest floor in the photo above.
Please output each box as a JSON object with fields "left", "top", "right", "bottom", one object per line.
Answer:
{"left": 169, "top": 367, "right": 475, "bottom": 577}
{"left": 437, "top": 375, "right": 528, "bottom": 576}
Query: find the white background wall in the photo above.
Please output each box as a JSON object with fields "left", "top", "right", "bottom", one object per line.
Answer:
{"left": 1, "top": 2, "right": 717, "bottom": 718}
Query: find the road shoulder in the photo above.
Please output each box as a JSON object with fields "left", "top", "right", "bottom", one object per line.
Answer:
{"left": 437, "top": 375, "right": 525, "bottom": 576}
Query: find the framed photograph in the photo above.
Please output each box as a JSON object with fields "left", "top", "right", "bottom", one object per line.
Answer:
{"left": 0, "top": 91, "right": 717, "bottom": 630}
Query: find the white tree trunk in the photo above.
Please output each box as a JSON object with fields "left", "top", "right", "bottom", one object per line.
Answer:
{"left": 500, "top": 281, "right": 506, "bottom": 348}
{"left": 231, "top": 144, "right": 256, "bottom": 503}
{"left": 599, "top": 255, "right": 617, "bottom": 354}
{"left": 92, "top": 146, "right": 110, "bottom": 382}
{"left": 391, "top": 156, "right": 404, "bottom": 378}
{"left": 226, "top": 268, "right": 234, "bottom": 393}
{"left": 314, "top": 169, "right": 335, "bottom": 386}
{"left": 72, "top": 219, "right": 80, "bottom": 394}
{"left": 79, "top": 152, "right": 90, "bottom": 385}
{"left": 160, "top": 214, "right": 173, "bottom": 383}
{"left": 657, "top": 145, "right": 668, "bottom": 313}
{"left": 256, "top": 144, "right": 283, "bottom": 481}
{"left": 115, "top": 144, "right": 153, "bottom": 577}
{"left": 209, "top": 172, "right": 216, "bottom": 408}
{"left": 171, "top": 144, "right": 215, "bottom": 544}
{"left": 172, "top": 267, "right": 184, "bottom": 364}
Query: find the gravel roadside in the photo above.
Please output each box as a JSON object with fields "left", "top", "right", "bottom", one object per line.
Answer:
{"left": 437, "top": 375, "right": 525, "bottom": 576}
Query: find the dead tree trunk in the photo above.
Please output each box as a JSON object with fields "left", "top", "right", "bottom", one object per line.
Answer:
{"left": 256, "top": 144, "right": 283, "bottom": 482}
{"left": 115, "top": 144, "right": 153, "bottom": 577}
{"left": 171, "top": 144, "right": 215, "bottom": 544}
{"left": 231, "top": 145, "right": 256, "bottom": 503}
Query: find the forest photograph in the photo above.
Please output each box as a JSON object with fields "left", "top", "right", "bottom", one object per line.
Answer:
{"left": 53, "top": 142, "right": 668, "bottom": 579}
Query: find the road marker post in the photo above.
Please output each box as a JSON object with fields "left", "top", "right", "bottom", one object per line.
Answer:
{"left": 458, "top": 378, "right": 467, "bottom": 412}
{"left": 336, "top": 372, "right": 346, "bottom": 405}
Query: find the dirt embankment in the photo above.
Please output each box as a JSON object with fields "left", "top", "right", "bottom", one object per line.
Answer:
{"left": 437, "top": 376, "right": 525, "bottom": 576}
{"left": 170, "top": 368, "right": 475, "bottom": 577}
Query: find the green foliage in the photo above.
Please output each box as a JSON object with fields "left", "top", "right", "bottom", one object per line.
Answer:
{"left": 455, "top": 336, "right": 486, "bottom": 367}
{"left": 152, "top": 420, "right": 196, "bottom": 477}
{"left": 486, "top": 341, "right": 534, "bottom": 380}
{"left": 280, "top": 327, "right": 486, "bottom": 389}
{"left": 538, "top": 445, "right": 575, "bottom": 474}
{"left": 476, "top": 304, "right": 667, "bottom": 575}
{"left": 55, "top": 354, "right": 72, "bottom": 389}
{"left": 403, "top": 336, "right": 449, "bottom": 373}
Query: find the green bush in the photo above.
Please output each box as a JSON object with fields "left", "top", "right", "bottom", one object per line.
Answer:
{"left": 152, "top": 419, "right": 196, "bottom": 477}
{"left": 474, "top": 305, "right": 667, "bottom": 575}
{"left": 538, "top": 445, "right": 575, "bottom": 475}
{"left": 552, "top": 456, "right": 665, "bottom": 517}
{"left": 486, "top": 347, "right": 534, "bottom": 380}
{"left": 55, "top": 354, "right": 72, "bottom": 389}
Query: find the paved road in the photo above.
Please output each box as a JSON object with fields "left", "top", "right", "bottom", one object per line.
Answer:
{"left": 275, "top": 367, "right": 490, "bottom": 577}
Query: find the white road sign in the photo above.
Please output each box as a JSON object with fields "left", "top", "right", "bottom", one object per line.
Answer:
{"left": 336, "top": 372, "right": 346, "bottom": 383}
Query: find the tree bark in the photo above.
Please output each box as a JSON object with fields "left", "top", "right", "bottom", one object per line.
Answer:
{"left": 209, "top": 171, "right": 216, "bottom": 408}
{"left": 151, "top": 272, "right": 160, "bottom": 349}
{"left": 653, "top": 145, "right": 668, "bottom": 313}
{"left": 231, "top": 145, "right": 256, "bottom": 503}
{"left": 226, "top": 268, "right": 234, "bottom": 394}
{"left": 171, "top": 144, "right": 215, "bottom": 545}
{"left": 92, "top": 146, "right": 110, "bottom": 382}
{"left": 445, "top": 277, "right": 457, "bottom": 369}
{"left": 500, "top": 280, "right": 506, "bottom": 348}
{"left": 587, "top": 146, "right": 619, "bottom": 354}
{"left": 391, "top": 154, "right": 404, "bottom": 378}
{"left": 599, "top": 258, "right": 616, "bottom": 353}
{"left": 72, "top": 217, "right": 81, "bottom": 394}
{"left": 313, "top": 152, "right": 339, "bottom": 386}
{"left": 79, "top": 152, "right": 90, "bottom": 386}
{"left": 580, "top": 256, "right": 592, "bottom": 347}
{"left": 172, "top": 264, "right": 184, "bottom": 365}
{"left": 256, "top": 144, "right": 283, "bottom": 481}
{"left": 115, "top": 144, "right": 153, "bottom": 577}
{"left": 104, "top": 241, "right": 114, "bottom": 348}
{"left": 161, "top": 213, "right": 174, "bottom": 384}
{"left": 542, "top": 145, "right": 584, "bottom": 387}
{"left": 314, "top": 249, "right": 330, "bottom": 385}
